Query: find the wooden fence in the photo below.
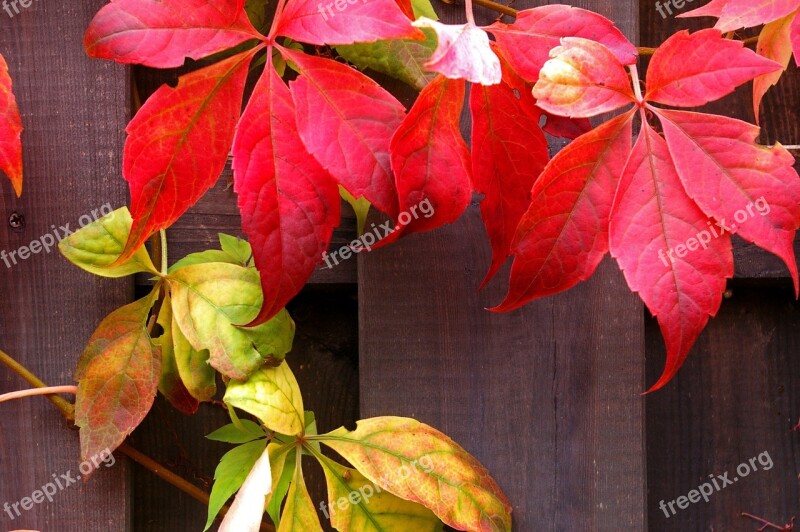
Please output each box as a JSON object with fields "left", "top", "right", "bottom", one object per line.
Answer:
{"left": 1, "top": 0, "right": 798, "bottom": 530}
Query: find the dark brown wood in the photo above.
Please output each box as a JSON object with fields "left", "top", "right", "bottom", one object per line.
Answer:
{"left": 359, "top": 3, "right": 645, "bottom": 530}
{"left": 645, "top": 287, "right": 800, "bottom": 531}
{"left": 641, "top": 5, "right": 800, "bottom": 531}
{"left": 0, "top": 1, "right": 131, "bottom": 530}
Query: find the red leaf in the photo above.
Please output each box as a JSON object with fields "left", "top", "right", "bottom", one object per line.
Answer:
{"left": 282, "top": 47, "right": 404, "bottom": 218}
{"left": 645, "top": 29, "right": 782, "bottom": 107}
{"left": 753, "top": 15, "right": 794, "bottom": 121}
{"left": 609, "top": 121, "right": 733, "bottom": 392}
{"left": 0, "top": 53, "right": 22, "bottom": 197}
{"left": 84, "top": 0, "right": 261, "bottom": 68}
{"left": 715, "top": 0, "right": 800, "bottom": 32}
{"left": 679, "top": 0, "right": 729, "bottom": 19}
{"left": 492, "top": 112, "right": 633, "bottom": 312}
{"left": 388, "top": 76, "right": 472, "bottom": 239}
{"left": 274, "top": 0, "right": 423, "bottom": 46}
{"left": 533, "top": 37, "right": 636, "bottom": 118}
{"left": 656, "top": 108, "right": 800, "bottom": 292}
{"left": 470, "top": 79, "right": 549, "bottom": 286}
{"left": 488, "top": 5, "right": 637, "bottom": 84}
{"left": 119, "top": 50, "right": 256, "bottom": 263}
{"left": 233, "top": 61, "right": 341, "bottom": 326}
{"left": 75, "top": 294, "right": 161, "bottom": 460}
{"left": 542, "top": 114, "right": 593, "bottom": 140}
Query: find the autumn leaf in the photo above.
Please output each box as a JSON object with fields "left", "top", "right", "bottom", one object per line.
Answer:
{"left": 493, "top": 113, "right": 634, "bottom": 311}
{"left": 533, "top": 37, "right": 636, "bottom": 118}
{"left": 59, "top": 206, "right": 159, "bottom": 278}
{"left": 388, "top": 75, "right": 472, "bottom": 240}
{"left": 282, "top": 47, "right": 405, "bottom": 219}
{"left": 0, "top": 52, "right": 22, "bottom": 197}
{"left": 224, "top": 362, "right": 305, "bottom": 436}
{"left": 682, "top": 0, "right": 800, "bottom": 33}
{"left": 118, "top": 49, "right": 258, "bottom": 264}
{"left": 470, "top": 78, "right": 549, "bottom": 286}
{"left": 315, "top": 417, "right": 511, "bottom": 531}
{"left": 411, "top": 18, "right": 501, "bottom": 85}
{"left": 74, "top": 290, "right": 161, "bottom": 460}
{"left": 84, "top": 0, "right": 262, "bottom": 68}
{"left": 498, "top": 30, "right": 800, "bottom": 390}
{"left": 172, "top": 315, "right": 216, "bottom": 402}
{"left": 336, "top": 28, "right": 438, "bottom": 91}
{"left": 656, "top": 108, "right": 800, "bottom": 292}
{"left": 608, "top": 121, "right": 733, "bottom": 392}
{"left": 315, "top": 455, "right": 442, "bottom": 531}
{"left": 155, "top": 293, "right": 199, "bottom": 415}
{"left": 753, "top": 14, "right": 795, "bottom": 121}
{"left": 233, "top": 60, "right": 341, "bottom": 326}
{"left": 644, "top": 29, "right": 781, "bottom": 107}
{"left": 168, "top": 262, "right": 295, "bottom": 380}
{"left": 488, "top": 4, "right": 637, "bottom": 84}
{"left": 277, "top": 453, "right": 323, "bottom": 532}
{"left": 273, "top": 0, "right": 423, "bottom": 46}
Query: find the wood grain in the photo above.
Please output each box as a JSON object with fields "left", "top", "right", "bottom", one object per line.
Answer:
{"left": 359, "top": 3, "right": 645, "bottom": 530}
{"left": 0, "top": 1, "right": 131, "bottom": 530}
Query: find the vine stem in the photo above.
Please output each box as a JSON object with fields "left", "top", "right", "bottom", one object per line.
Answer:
{"left": 0, "top": 347, "right": 274, "bottom": 532}
{"left": 741, "top": 512, "right": 794, "bottom": 531}
{"left": 0, "top": 385, "right": 77, "bottom": 403}
{"left": 469, "top": 0, "right": 760, "bottom": 56}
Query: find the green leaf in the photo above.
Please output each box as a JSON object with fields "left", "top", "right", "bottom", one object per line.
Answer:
{"left": 278, "top": 453, "right": 323, "bottom": 532}
{"left": 155, "top": 293, "right": 199, "bottom": 415}
{"left": 171, "top": 313, "right": 216, "bottom": 401}
{"left": 219, "top": 233, "right": 253, "bottom": 266}
{"left": 315, "top": 417, "right": 512, "bottom": 531}
{"left": 169, "top": 233, "right": 253, "bottom": 272}
{"left": 59, "top": 206, "right": 159, "bottom": 278}
{"left": 74, "top": 289, "right": 160, "bottom": 461}
{"left": 207, "top": 420, "right": 265, "bottom": 444}
{"left": 205, "top": 439, "right": 267, "bottom": 531}
{"left": 411, "top": 0, "right": 438, "bottom": 20}
{"left": 315, "top": 454, "right": 442, "bottom": 532}
{"left": 224, "top": 362, "right": 305, "bottom": 436}
{"left": 168, "top": 262, "right": 295, "bottom": 380}
{"left": 267, "top": 443, "right": 296, "bottom": 527}
{"left": 336, "top": 28, "right": 437, "bottom": 91}
{"left": 245, "top": 0, "right": 269, "bottom": 32}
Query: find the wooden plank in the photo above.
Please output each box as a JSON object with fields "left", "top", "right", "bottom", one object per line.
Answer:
{"left": 0, "top": 2, "right": 131, "bottom": 530}
{"left": 359, "top": 2, "right": 645, "bottom": 529}
{"left": 645, "top": 288, "right": 800, "bottom": 531}
{"left": 641, "top": 5, "right": 800, "bottom": 530}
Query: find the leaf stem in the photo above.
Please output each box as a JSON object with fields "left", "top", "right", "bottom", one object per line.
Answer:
{"left": 0, "top": 385, "right": 77, "bottom": 403}
{"left": 159, "top": 229, "right": 168, "bottom": 275}
{"left": 0, "top": 348, "right": 75, "bottom": 420}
